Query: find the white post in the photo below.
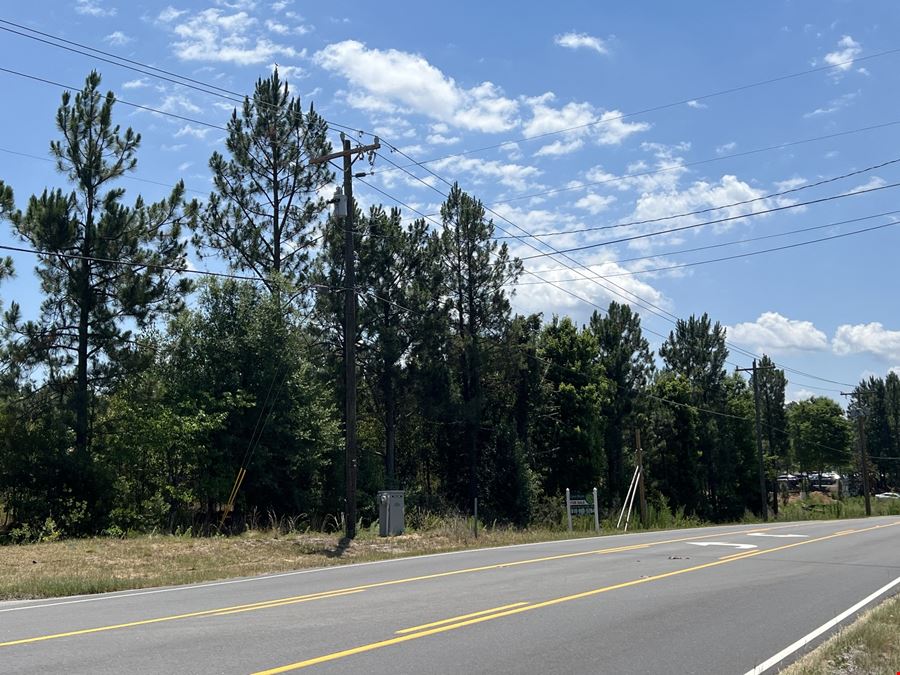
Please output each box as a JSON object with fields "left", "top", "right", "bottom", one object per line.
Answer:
{"left": 565, "top": 488, "right": 572, "bottom": 532}
{"left": 592, "top": 487, "right": 600, "bottom": 533}
{"left": 624, "top": 467, "right": 640, "bottom": 532}
{"left": 618, "top": 465, "right": 640, "bottom": 529}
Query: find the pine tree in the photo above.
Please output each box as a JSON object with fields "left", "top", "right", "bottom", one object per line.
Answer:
{"left": 0, "top": 73, "right": 190, "bottom": 529}
{"left": 438, "top": 184, "right": 522, "bottom": 508}
{"left": 589, "top": 302, "right": 654, "bottom": 506}
{"left": 2, "top": 71, "right": 190, "bottom": 463}
{"left": 197, "top": 69, "right": 332, "bottom": 297}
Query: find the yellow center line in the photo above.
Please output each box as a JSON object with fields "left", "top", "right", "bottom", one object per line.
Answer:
{"left": 251, "top": 519, "right": 900, "bottom": 674}
{"left": 395, "top": 602, "right": 529, "bottom": 634}
{"left": 719, "top": 550, "right": 753, "bottom": 560}
{"left": 0, "top": 588, "right": 366, "bottom": 648}
{"left": 212, "top": 589, "right": 366, "bottom": 616}
{"left": 0, "top": 523, "right": 792, "bottom": 649}
{"left": 834, "top": 529, "right": 856, "bottom": 535}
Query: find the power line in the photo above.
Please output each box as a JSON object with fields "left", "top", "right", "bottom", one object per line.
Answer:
{"left": 527, "top": 209, "right": 900, "bottom": 275}
{"left": 0, "top": 146, "right": 208, "bottom": 196}
{"left": 517, "top": 180, "right": 900, "bottom": 260}
{"left": 511, "top": 216, "right": 900, "bottom": 282}
{"left": 0, "top": 241, "right": 332, "bottom": 289}
{"left": 0, "top": 20, "right": 364, "bottom": 138}
{"left": 495, "top": 156, "right": 900, "bottom": 239}
{"left": 0, "top": 66, "right": 227, "bottom": 131}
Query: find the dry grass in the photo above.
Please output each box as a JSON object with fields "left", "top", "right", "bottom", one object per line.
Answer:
{"left": 0, "top": 524, "right": 605, "bottom": 601}
{"left": 781, "top": 591, "right": 900, "bottom": 675}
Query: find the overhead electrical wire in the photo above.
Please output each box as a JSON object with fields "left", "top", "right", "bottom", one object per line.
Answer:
{"left": 526, "top": 209, "right": 900, "bottom": 275}
{"left": 511, "top": 215, "right": 900, "bottom": 283}
{"left": 495, "top": 156, "right": 900, "bottom": 239}
{"left": 517, "top": 180, "right": 900, "bottom": 260}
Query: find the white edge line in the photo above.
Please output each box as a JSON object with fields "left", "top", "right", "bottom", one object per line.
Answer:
{"left": 0, "top": 518, "right": 854, "bottom": 614}
{"left": 743, "top": 574, "right": 900, "bottom": 675}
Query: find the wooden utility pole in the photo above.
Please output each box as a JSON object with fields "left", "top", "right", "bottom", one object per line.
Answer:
{"left": 841, "top": 390, "right": 872, "bottom": 517}
{"left": 311, "top": 133, "right": 380, "bottom": 540}
{"left": 635, "top": 429, "right": 647, "bottom": 527}
{"left": 737, "top": 360, "right": 772, "bottom": 521}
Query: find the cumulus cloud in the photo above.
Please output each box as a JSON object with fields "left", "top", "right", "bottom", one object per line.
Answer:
{"left": 122, "top": 78, "right": 150, "bottom": 89}
{"left": 728, "top": 312, "right": 829, "bottom": 353}
{"left": 174, "top": 124, "right": 212, "bottom": 139}
{"left": 166, "top": 8, "right": 301, "bottom": 65}
{"left": 524, "top": 94, "right": 649, "bottom": 155}
{"left": 314, "top": 40, "right": 519, "bottom": 132}
{"left": 716, "top": 141, "right": 737, "bottom": 155}
{"left": 686, "top": 99, "right": 707, "bottom": 109}
{"left": 574, "top": 193, "right": 616, "bottom": 215}
{"left": 104, "top": 31, "right": 131, "bottom": 46}
{"left": 824, "top": 35, "right": 862, "bottom": 73}
{"left": 554, "top": 32, "right": 608, "bottom": 55}
{"left": 833, "top": 322, "right": 900, "bottom": 361}
{"left": 75, "top": 0, "right": 116, "bottom": 17}
{"left": 157, "top": 6, "right": 187, "bottom": 22}
{"left": 431, "top": 156, "right": 542, "bottom": 192}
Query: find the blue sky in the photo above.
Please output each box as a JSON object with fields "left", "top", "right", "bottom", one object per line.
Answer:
{"left": 1, "top": 0, "right": 900, "bottom": 401}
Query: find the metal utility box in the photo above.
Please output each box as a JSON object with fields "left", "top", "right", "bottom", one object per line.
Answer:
{"left": 377, "top": 490, "right": 405, "bottom": 536}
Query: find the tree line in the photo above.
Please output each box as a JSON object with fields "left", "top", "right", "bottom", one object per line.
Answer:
{"left": 0, "top": 71, "right": 896, "bottom": 539}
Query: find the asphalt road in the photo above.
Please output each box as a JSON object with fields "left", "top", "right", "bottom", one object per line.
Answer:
{"left": 1, "top": 516, "right": 899, "bottom": 674}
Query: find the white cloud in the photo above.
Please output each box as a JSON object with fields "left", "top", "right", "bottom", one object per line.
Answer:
{"left": 157, "top": 6, "right": 187, "bottom": 22}
{"left": 314, "top": 40, "right": 519, "bottom": 133}
{"left": 272, "top": 64, "right": 306, "bottom": 81}
{"left": 161, "top": 143, "right": 186, "bottom": 152}
{"left": 787, "top": 388, "right": 817, "bottom": 403}
{"left": 157, "top": 94, "right": 202, "bottom": 114}
{"left": 271, "top": 0, "right": 291, "bottom": 10}
{"left": 168, "top": 8, "right": 301, "bottom": 65}
{"left": 574, "top": 193, "right": 616, "bottom": 215}
{"left": 177, "top": 161, "right": 193, "bottom": 172}
{"left": 728, "top": 312, "right": 829, "bottom": 353}
{"left": 427, "top": 133, "right": 460, "bottom": 145}
{"left": 75, "top": 0, "right": 116, "bottom": 17}
{"left": 104, "top": 31, "right": 131, "bottom": 46}
{"left": 824, "top": 35, "right": 862, "bottom": 73}
{"left": 174, "top": 124, "right": 212, "bottom": 139}
{"left": 804, "top": 91, "right": 858, "bottom": 117}
{"left": 841, "top": 176, "right": 886, "bottom": 195}
{"left": 524, "top": 94, "right": 649, "bottom": 155}
{"left": 554, "top": 32, "right": 608, "bottom": 55}
{"left": 122, "top": 78, "right": 150, "bottom": 89}
{"left": 716, "top": 141, "right": 737, "bottom": 155}
{"left": 833, "top": 322, "right": 900, "bottom": 361}
{"left": 686, "top": 99, "right": 707, "bottom": 109}
{"left": 431, "top": 156, "right": 542, "bottom": 192}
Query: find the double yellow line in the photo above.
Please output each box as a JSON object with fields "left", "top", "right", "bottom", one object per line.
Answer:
{"left": 0, "top": 522, "right": 809, "bottom": 650}
{"left": 252, "top": 519, "right": 900, "bottom": 673}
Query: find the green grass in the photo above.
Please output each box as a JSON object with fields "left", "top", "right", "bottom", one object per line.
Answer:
{"left": 775, "top": 495, "right": 900, "bottom": 522}
{"left": 781, "top": 592, "right": 900, "bottom": 674}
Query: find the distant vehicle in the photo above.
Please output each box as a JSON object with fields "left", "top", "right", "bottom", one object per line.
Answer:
{"left": 874, "top": 492, "right": 900, "bottom": 500}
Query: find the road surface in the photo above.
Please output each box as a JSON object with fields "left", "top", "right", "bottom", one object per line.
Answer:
{"left": 1, "top": 516, "right": 899, "bottom": 674}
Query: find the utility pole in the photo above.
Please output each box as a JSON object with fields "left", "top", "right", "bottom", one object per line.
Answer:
{"left": 635, "top": 429, "right": 647, "bottom": 527}
{"left": 311, "top": 133, "right": 380, "bottom": 540}
{"left": 737, "top": 360, "right": 773, "bottom": 521}
{"left": 841, "top": 390, "right": 872, "bottom": 517}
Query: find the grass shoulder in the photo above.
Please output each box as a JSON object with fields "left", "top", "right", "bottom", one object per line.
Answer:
{"left": 780, "top": 591, "right": 900, "bottom": 675}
